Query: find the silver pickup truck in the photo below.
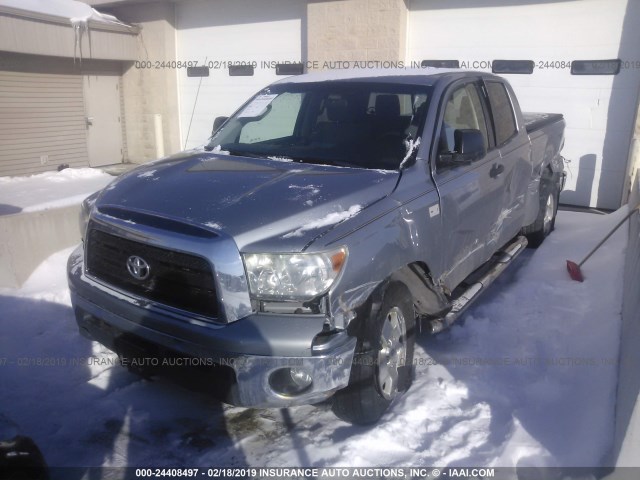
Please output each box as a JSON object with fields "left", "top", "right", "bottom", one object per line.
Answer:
{"left": 68, "top": 69, "right": 565, "bottom": 424}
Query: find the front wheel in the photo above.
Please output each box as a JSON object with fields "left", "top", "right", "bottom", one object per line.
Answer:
{"left": 332, "top": 282, "right": 416, "bottom": 424}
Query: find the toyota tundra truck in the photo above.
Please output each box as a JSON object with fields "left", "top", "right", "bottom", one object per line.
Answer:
{"left": 68, "top": 69, "right": 565, "bottom": 424}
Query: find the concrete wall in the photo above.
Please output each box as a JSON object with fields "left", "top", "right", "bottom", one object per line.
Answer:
{"left": 106, "top": 2, "right": 181, "bottom": 164}
{"left": 611, "top": 108, "right": 640, "bottom": 467}
{"left": 0, "top": 205, "right": 81, "bottom": 288}
{"left": 307, "top": 0, "right": 407, "bottom": 65}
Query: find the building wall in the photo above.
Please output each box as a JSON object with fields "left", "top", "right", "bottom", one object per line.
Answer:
{"left": 612, "top": 167, "right": 640, "bottom": 466}
{"left": 86, "top": 0, "right": 640, "bottom": 210}
{"left": 407, "top": 0, "right": 640, "bottom": 210}
{"left": 0, "top": 53, "right": 89, "bottom": 176}
{"left": 307, "top": 0, "right": 407, "bottom": 65}
{"left": 106, "top": 2, "right": 181, "bottom": 163}
{"left": 0, "top": 10, "right": 137, "bottom": 61}
{"left": 0, "top": 5, "right": 138, "bottom": 176}
{"left": 175, "top": 0, "right": 305, "bottom": 149}
{"left": 0, "top": 52, "right": 125, "bottom": 176}
{"left": 612, "top": 75, "right": 640, "bottom": 466}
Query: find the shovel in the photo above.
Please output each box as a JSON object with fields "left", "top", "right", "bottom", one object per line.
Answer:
{"left": 566, "top": 204, "right": 640, "bottom": 282}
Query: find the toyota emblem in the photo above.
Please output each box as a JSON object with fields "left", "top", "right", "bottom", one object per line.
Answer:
{"left": 126, "top": 255, "right": 150, "bottom": 280}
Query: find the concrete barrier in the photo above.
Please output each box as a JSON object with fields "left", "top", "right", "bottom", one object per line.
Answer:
{"left": 611, "top": 172, "right": 640, "bottom": 467}
{"left": 0, "top": 205, "right": 81, "bottom": 288}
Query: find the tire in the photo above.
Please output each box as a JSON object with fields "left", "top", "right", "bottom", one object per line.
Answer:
{"left": 332, "top": 282, "right": 416, "bottom": 424}
{"left": 522, "top": 172, "right": 559, "bottom": 248}
{"left": 0, "top": 435, "right": 48, "bottom": 480}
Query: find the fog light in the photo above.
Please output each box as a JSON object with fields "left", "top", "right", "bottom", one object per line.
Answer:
{"left": 290, "top": 367, "right": 313, "bottom": 389}
{"left": 269, "top": 367, "right": 313, "bottom": 396}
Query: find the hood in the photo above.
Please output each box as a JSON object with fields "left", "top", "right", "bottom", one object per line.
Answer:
{"left": 95, "top": 151, "right": 399, "bottom": 252}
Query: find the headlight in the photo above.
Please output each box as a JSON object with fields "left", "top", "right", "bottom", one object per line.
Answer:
{"left": 79, "top": 191, "right": 99, "bottom": 240}
{"left": 243, "top": 248, "right": 347, "bottom": 300}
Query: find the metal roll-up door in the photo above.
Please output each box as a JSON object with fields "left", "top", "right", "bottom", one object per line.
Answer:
{"left": 0, "top": 67, "right": 89, "bottom": 176}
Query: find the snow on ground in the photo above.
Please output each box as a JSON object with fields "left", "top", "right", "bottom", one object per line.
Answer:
{"left": 0, "top": 210, "right": 626, "bottom": 472}
{"left": 0, "top": 168, "right": 113, "bottom": 215}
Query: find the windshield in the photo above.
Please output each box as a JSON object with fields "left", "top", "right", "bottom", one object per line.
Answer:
{"left": 205, "top": 82, "right": 432, "bottom": 170}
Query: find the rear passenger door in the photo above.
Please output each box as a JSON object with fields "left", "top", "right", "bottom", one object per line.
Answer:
{"left": 432, "top": 80, "right": 505, "bottom": 292}
{"left": 482, "top": 80, "right": 532, "bottom": 250}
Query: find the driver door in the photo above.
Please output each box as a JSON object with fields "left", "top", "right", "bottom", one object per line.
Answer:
{"left": 432, "top": 80, "right": 504, "bottom": 292}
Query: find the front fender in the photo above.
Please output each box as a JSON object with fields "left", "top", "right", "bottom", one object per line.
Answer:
{"left": 317, "top": 194, "right": 447, "bottom": 330}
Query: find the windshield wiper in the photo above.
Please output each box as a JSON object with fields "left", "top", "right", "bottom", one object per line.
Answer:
{"left": 289, "top": 156, "right": 358, "bottom": 168}
{"left": 209, "top": 146, "right": 358, "bottom": 169}
{"left": 225, "top": 149, "right": 268, "bottom": 159}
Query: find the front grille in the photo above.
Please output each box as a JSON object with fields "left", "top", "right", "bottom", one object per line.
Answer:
{"left": 86, "top": 227, "right": 218, "bottom": 318}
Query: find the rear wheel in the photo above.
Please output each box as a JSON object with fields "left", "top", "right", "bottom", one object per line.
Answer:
{"left": 332, "top": 282, "right": 415, "bottom": 424}
{"left": 523, "top": 172, "right": 559, "bottom": 248}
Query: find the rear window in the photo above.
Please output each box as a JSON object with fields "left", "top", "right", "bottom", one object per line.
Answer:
{"left": 485, "top": 81, "right": 517, "bottom": 146}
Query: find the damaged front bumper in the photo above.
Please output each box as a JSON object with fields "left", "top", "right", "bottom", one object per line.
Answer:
{"left": 67, "top": 245, "right": 356, "bottom": 408}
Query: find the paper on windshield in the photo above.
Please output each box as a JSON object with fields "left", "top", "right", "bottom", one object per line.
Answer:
{"left": 238, "top": 94, "right": 278, "bottom": 118}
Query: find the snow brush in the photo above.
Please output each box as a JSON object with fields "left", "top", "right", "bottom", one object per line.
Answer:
{"left": 566, "top": 204, "right": 640, "bottom": 282}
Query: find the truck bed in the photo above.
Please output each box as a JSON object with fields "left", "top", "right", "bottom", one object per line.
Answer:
{"left": 523, "top": 112, "right": 564, "bottom": 134}
{"left": 524, "top": 111, "right": 566, "bottom": 181}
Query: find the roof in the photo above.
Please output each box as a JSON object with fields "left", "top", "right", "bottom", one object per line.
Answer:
{"left": 272, "top": 67, "right": 476, "bottom": 86}
{"left": 0, "top": 0, "right": 138, "bottom": 61}
{"left": 0, "top": 0, "right": 137, "bottom": 33}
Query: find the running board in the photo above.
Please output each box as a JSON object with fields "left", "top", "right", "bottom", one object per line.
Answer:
{"left": 428, "top": 235, "right": 528, "bottom": 334}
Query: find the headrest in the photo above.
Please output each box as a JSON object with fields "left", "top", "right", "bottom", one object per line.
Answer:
{"left": 326, "top": 98, "right": 349, "bottom": 122}
{"left": 375, "top": 95, "right": 400, "bottom": 118}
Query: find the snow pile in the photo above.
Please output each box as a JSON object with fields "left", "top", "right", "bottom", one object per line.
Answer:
{"left": 137, "top": 170, "right": 157, "bottom": 179}
{"left": 268, "top": 156, "right": 294, "bottom": 163}
{"left": 283, "top": 204, "right": 361, "bottom": 238}
{"left": 0, "top": 210, "right": 627, "bottom": 468}
{"left": 0, "top": 168, "right": 113, "bottom": 214}
{"left": 288, "top": 185, "right": 321, "bottom": 206}
{"left": 0, "top": 0, "right": 128, "bottom": 26}
{"left": 400, "top": 137, "right": 421, "bottom": 168}
{"left": 212, "top": 145, "right": 230, "bottom": 155}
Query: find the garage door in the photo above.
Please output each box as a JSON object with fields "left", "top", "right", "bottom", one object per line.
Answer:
{"left": 407, "top": 0, "right": 640, "bottom": 209}
{"left": 0, "top": 57, "right": 89, "bottom": 177}
{"left": 176, "top": 0, "right": 305, "bottom": 150}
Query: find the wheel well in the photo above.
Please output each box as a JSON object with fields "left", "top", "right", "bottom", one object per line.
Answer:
{"left": 390, "top": 263, "right": 448, "bottom": 315}
{"left": 346, "top": 263, "right": 449, "bottom": 338}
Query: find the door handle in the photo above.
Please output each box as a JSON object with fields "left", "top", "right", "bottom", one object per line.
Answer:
{"left": 85, "top": 116, "right": 94, "bottom": 127}
{"left": 490, "top": 163, "right": 504, "bottom": 178}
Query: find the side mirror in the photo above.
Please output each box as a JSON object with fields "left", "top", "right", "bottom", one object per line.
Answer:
{"left": 438, "top": 129, "right": 486, "bottom": 166}
{"left": 212, "top": 116, "right": 228, "bottom": 135}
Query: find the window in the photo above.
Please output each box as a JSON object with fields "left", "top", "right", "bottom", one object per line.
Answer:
{"left": 228, "top": 64, "right": 254, "bottom": 76}
{"left": 239, "top": 92, "right": 303, "bottom": 143}
{"left": 276, "top": 63, "right": 304, "bottom": 75}
{"left": 485, "top": 82, "right": 517, "bottom": 146}
{"left": 207, "top": 83, "right": 432, "bottom": 170}
{"left": 571, "top": 59, "right": 621, "bottom": 75}
{"left": 187, "top": 66, "right": 209, "bottom": 77}
{"left": 421, "top": 60, "right": 460, "bottom": 69}
{"left": 491, "top": 60, "right": 534, "bottom": 75}
{"left": 439, "top": 83, "right": 489, "bottom": 154}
